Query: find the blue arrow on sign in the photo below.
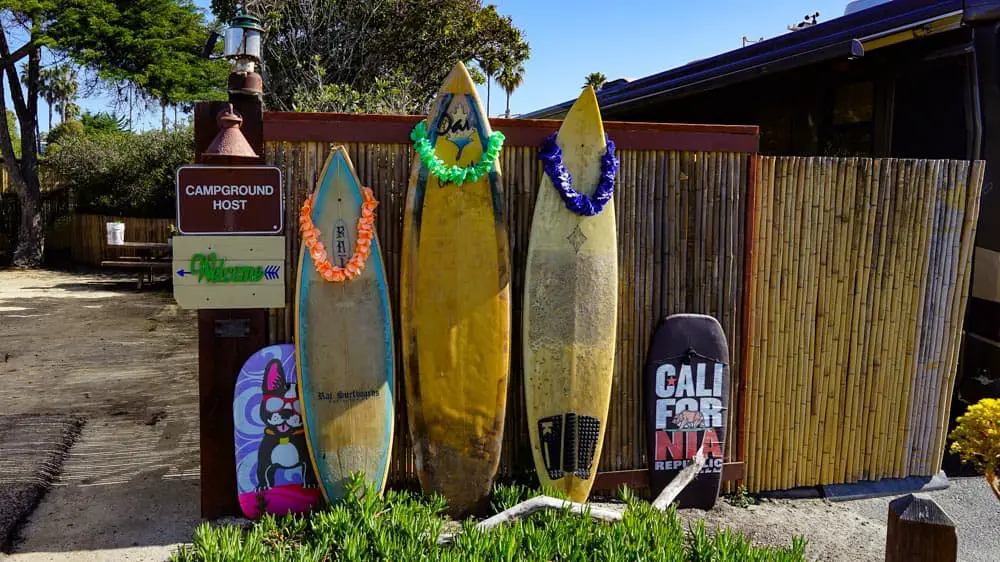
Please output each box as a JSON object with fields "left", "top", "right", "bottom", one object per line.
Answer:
{"left": 264, "top": 265, "right": 280, "bottom": 280}
{"left": 176, "top": 269, "right": 190, "bottom": 277}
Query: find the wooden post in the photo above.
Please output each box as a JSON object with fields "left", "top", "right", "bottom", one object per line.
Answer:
{"left": 885, "top": 493, "right": 957, "bottom": 562}
{"left": 193, "top": 92, "right": 268, "bottom": 519}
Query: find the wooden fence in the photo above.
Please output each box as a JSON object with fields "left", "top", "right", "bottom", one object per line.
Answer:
{"left": 263, "top": 113, "right": 758, "bottom": 490}
{"left": 70, "top": 214, "right": 174, "bottom": 266}
{"left": 744, "top": 157, "right": 984, "bottom": 492}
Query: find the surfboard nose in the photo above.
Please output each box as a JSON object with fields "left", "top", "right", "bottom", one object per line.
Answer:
{"left": 441, "top": 61, "right": 477, "bottom": 95}
{"left": 562, "top": 87, "right": 603, "bottom": 132}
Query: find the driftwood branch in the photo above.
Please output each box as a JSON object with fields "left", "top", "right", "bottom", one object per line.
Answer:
{"left": 652, "top": 443, "right": 707, "bottom": 510}
{"left": 438, "top": 446, "right": 707, "bottom": 544}
{"left": 437, "top": 495, "right": 622, "bottom": 544}
{"left": 482, "top": 495, "right": 624, "bottom": 528}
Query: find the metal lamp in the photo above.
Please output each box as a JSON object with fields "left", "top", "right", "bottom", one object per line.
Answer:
{"left": 223, "top": 13, "right": 264, "bottom": 96}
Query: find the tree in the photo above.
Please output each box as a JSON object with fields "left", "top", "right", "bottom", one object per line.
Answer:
{"left": 497, "top": 63, "right": 523, "bottom": 118}
{"left": 47, "top": 126, "right": 194, "bottom": 218}
{"left": 584, "top": 72, "right": 608, "bottom": 91}
{"left": 949, "top": 398, "right": 1000, "bottom": 501}
{"left": 80, "top": 111, "right": 127, "bottom": 136}
{"left": 35, "top": 66, "right": 57, "bottom": 131}
{"left": 0, "top": 0, "right": 227, "bottom": 267}
{"left": 211, "top": 0, "right": 530, "bottom": 114}
{"left": 51, "top": 63, "right": 78, "bottom": 122}
{"left": 474, "top": 6, "right": 528, "bottom": 116}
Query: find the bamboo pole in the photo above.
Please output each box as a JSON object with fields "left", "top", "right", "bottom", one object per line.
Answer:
{"left": 929, "top": 160, "right": 975, "bottom": 472}
{"left": 897, "top": 160, "right": 934, "bottom": 477}
{"left": 748, "top": 156, "right": 773, "bottom": 492}
{"left": 780, "top": 156, "right": 800, "bottom": 489}
{"left": 807, "top": 158, "right": 831, "bottom": 484}
{"left": 873, "top": 159, "right": 906, "bottom": 480}
{"left": 892, "top": 161, "right": 925, "bottom": 477}
{"left": 669, "top": 151, "right": 681, "bottom": 316}
{"left": 877, "top": 160, "right": 913, "bottom": 478}
{"left": 932, "top": 161, "right": 984, "bottom": 470}
{"left": 908, "top": 157, "right": 940, "bottom": 470}
{"left": 917, "top": 160, "right": 956, "bottom": 476}
{"left": 789, "top": 157, "right": 812, "bottom": 488}
{"left": 765, "top": 156, "right": 787, "bottom": 490}
{"left": 856, "top": 160, "right": 889, "bottom": 482}
{"left": 921, "top": 162, "right": 961, "bottom": 474}
{"left": 762, "top": 156, "right": 788, "bottom": 490}
{"left": 820, "top": 158, "right": 847, "bottom": 484}
{"left": 740, "top": 157, "right": 766, "bottom": 488}
{"left": 910, "top": 161, "right": 944, "bottom": 475}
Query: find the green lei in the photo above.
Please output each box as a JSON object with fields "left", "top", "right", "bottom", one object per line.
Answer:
{"left": 410, "top": 120, "right": 505, "bottom": 185}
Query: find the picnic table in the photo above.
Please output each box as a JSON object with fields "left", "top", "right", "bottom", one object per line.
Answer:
{"left": 101, "top": 241, "right": 173, "bottom": 289}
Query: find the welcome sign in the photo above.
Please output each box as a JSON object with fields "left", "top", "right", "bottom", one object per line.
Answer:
{"left": 644, "top": 314, "right": 730, "bottom": 509}
{"left": 172, "top": 235, "right": 286, "bottom": 309}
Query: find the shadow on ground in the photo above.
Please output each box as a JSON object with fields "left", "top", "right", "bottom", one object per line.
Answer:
{"left": 1, "top": 269, "right": 200, "bottom": 557}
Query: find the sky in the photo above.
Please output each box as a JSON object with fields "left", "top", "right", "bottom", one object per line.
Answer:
{"left": 7, "top": 0, "right": 856, "bottom": 132}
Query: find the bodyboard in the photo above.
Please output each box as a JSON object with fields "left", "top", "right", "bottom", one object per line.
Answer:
{"left": 644, "top": 314, "right": 730, "bottom": 509}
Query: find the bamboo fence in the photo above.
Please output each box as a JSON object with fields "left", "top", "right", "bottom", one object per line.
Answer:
{"left": 69, "top": 214, "right": 174, "bottom": 266}
{"left": 744, "top": 157, "right": 984, "bottom": 492}
{"left": 263, "top": 124, "right": 752, "bottom": 488}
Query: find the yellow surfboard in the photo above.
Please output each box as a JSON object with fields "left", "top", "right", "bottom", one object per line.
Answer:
{"left": 296, "top": 146, "right": 395, "bottom": 504}
{"left": 401, "top": 62, "right": 511, "bottom": 515}
{"left": 523, "top": 87, "right": 618, "bottom": 502}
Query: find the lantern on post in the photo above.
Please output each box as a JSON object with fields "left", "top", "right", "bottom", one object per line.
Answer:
{"left": 223, "top": 13, "right": 264, "bottom": 96}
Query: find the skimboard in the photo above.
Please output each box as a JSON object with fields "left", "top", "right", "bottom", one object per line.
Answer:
{"left": 644, "top": 314, "right": 730, "bottom": 509}
{"left": 523, "top": 87, "right": 618, "bottom": 502}
{"left": 295, "top": 146, "right": 394, "bottom": 504}
{"left": 401, "top": 61, "right": 511, "bottom": 515}
{"left": 233, "top": 344, "right": 322, "bottom": 519}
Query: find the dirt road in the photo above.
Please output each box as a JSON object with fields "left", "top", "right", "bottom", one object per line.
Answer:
{"left": 0, "top": 269, "right": 200, "bottom": 561}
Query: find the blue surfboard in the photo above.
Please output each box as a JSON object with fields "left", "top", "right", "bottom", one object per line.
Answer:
{"left": 295, "top": 146, "right": 395, "bottom": 503}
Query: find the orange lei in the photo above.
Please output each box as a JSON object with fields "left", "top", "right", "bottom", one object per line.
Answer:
{"left": 299, "top": 187, "right": 378, "bottom": 283}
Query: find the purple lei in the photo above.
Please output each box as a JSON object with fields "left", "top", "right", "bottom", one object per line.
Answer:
{"left": 538, "top": 132, "right": 619, "bottom": 217}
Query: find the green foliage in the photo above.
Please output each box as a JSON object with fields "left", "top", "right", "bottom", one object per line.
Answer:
{"left": 724, "top": 486, "right": 757, "bottom": 509}
{"left": 169, "top": 473, "right": 807, "bottom": 562}
{"left": 584, "top": 72, "right": 608, "bottom": 90}
{"left": 5, "top": 0, "right": 227, "bottom": 106}
{"left": 80, "top": 111, "right": 127, "bottom": 135}
{"left": 212, "top": 0, "right": 529, "bottom": 112}
{"left": 291, "top": 66, "right": 422, "bottom": 115}
{"left": 44, "top": 118, "right": 83, "bottom": 146}
{"left": 45, "top": 126, "right": 193, "bottom": 217}
{"left": 3, "top": 110, "right": 20, "bottom": 159}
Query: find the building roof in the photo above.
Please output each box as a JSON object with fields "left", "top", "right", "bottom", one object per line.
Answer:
{"left": 524, "top": 0, "right": 983, "bottom": 118}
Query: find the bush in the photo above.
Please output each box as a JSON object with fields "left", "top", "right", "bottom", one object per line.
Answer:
{"left": 45, "top": 127, "right": 193, "bottom": 218}
{"left": 170, "top": 474, "right": 807, "bottom": 562}
{"left": 949, "top": 397, "right": 1000, "bottom": 501}
{"left": 45, "top": 119, "right": 84, "bottom": 147}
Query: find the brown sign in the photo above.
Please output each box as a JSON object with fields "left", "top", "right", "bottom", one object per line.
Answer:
{"left": 176, "top": 165, "right": 283, "bottom": 235}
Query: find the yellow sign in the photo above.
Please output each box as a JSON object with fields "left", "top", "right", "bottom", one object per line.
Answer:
{"left": 172, "top": 235, "right": 286, "bottom": 309}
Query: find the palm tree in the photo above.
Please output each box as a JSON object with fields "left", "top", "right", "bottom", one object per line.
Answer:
{"left": 51, "top": 65, "right": 79, "bottom": 123}
{"left": 477, "top": 56, "right": 502, "bottom": 116}
{"left": 21, "top": 64, "right": 54, "bottom": 146}
{"left": 497, "top": 63, "right": 524, "bottom": 118}
{"left": 584, "top": 72, "right": 608, "bottom": 91}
